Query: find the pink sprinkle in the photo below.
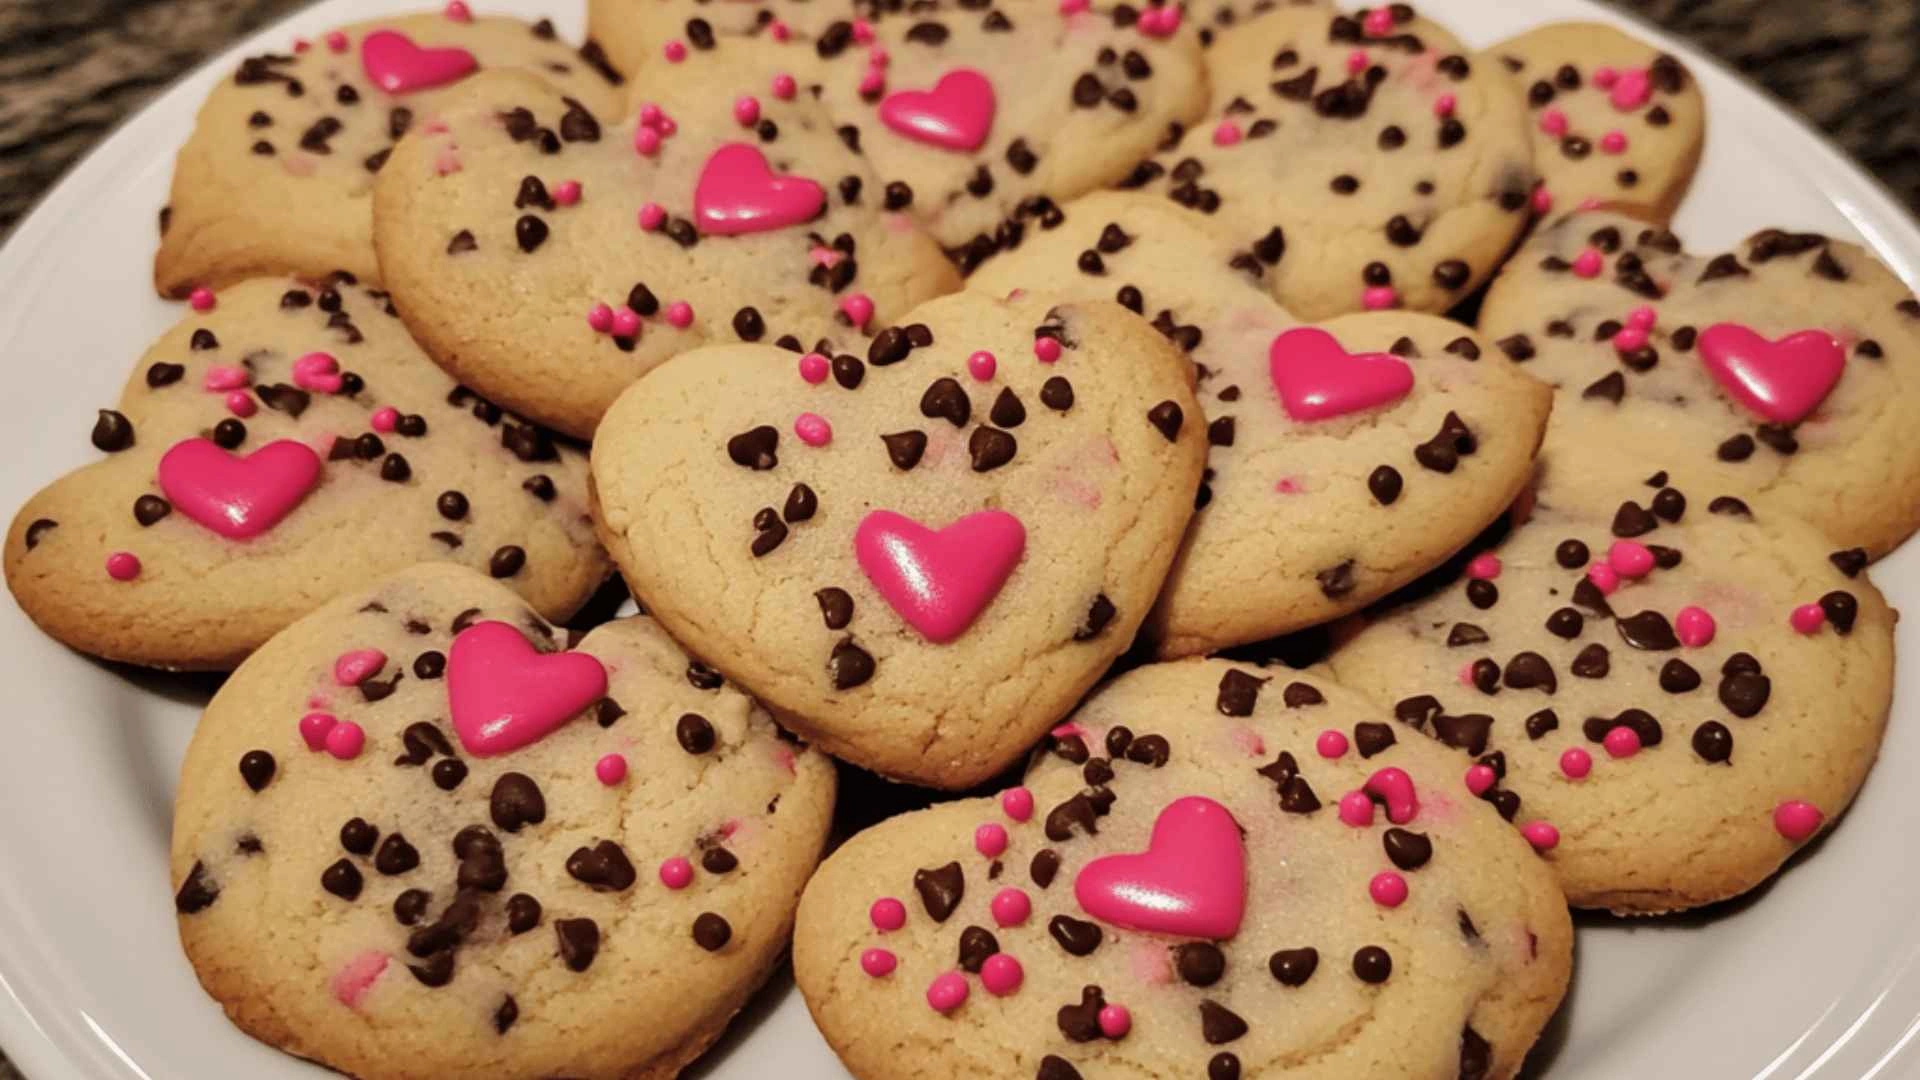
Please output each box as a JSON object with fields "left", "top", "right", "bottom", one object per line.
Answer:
{"left": 1457, "top": 661, "right": 1477, "bottom": 687}
{"left": 1586, "top": 561, "right": 1621, "bottom": 594}
{"left": 1346, "top": 49, "right": 1370, "bottom": 76}
{"left": 734, "top": 96, "right": 761, "bottom": 127}
{"left": 639, "top": 103, "right": 664, "bottom": 126}
{"left": 861, "top": 948, "right": 897, "bottom": 977}
{"left": 1560, "top": 748, "right": 1592, "bottom": 779}
{"left": 967, "top": 350, "right": 997, "bottom": 381}
{"left": 1675, "top": 606, "right": 1716, "bottom": 647}
{"left": 325, "top": 30, "right": 349, "bottom": 53}
{"left": 1540, "top": 108, "right": 1569, "bottom": 137}
{"left": 330, "top": 951, "right": 389, "bottom": 1008}
{"left": 990, "top": 888, "right": 1031, "bottom": 927}
{"left": 1001, "top": 787, "right": 1035, "bottom": 822}
{"left": 1612, "top": 327, "right": 1649, "bottom": 352}
{"left": 1466, "top": 553, "right": 1502, "bottom": 580}
{"left": 1098, "top": 1004, "right": 1131, "bottom": 1038}
{"left": 1628, "top": 305, "right": 1658, "bottom": 330}
{"left": 1362, "top": 6, "right": 1394, "bottom": 35}
{"left": 1610, "top": 68, "right": 1654, "bottom": 111}
{"left": 1369, "top": 871, "right": 1409, "bottom": 907}
{"left": 552, "top": 180, "right": 582, "bottom": 206}
{"left": 1600, "top": 130, "right": 1628, "bottom": 154}
{"left": 772, "top": 73, "right": 797, "bottom": 100}
{"left": 595, "top": 754, "right": 628, "bottom": 785}
{"left": 1602, "top": 726, "right": 1642, "bottom": 759}
{"left": 795, "top": 412, "right": 833, "bottom": 447}
{"left": 1521, "top": 821, "right": 1561, "bottom": 852}
{"left": 1573, "top": 248, "right": 1604, "bottom": 278}
{"left": 660, "top": 857, "right": 694, "bottom": 889}
{"left": 868, "top": 47, "right": 890, "bottom": 67}
{"left": 370, "top": 406, "right": 400, "bottom": 433}
{"left": 871, "top": 897, "right": 908, "bottom": 931}
{"left": 293, "top": 351, "right": 344, "bottom": 394}
{"left": 1531, "top": 187, "right": 1554, "bottom": 214}
{"left": 1593, "top": 66, "right": 1620, "bottom": 89}
{"left": 664, "top": 41, "right": 687, "bottom": 62}
{"left": 1034, "top": 337, "right": 1062, "bottom": 363}
{"left": 1362, "top": 286, "right": 1399, "bottom": 310}
{"left": 587, "top": 303, "right": 614, "bottom": 332}
{"left": 189, "top": 287, "right": 215, "bottom": 312}
{"left": 611, "top": 307, "right": 642, "bottom": 338}
{"left": 1212, "top": 120, "right": 1243, "bottom": 147}
{"left": 1608, "top": 540, "right": 1655, "bottom": 579}
{"left": 1316, "top": 730, "right": 1349, "bottom": 759}
{"left": 203, "top": 365, "right": 250, "bottom": 391}
{"left": 1059, "top": 0, "right": 1090, "bottom": 12}
{"left": 293, "top": 38, "right": 310, "bottom": 53}
{"left": 770, "top": 20, "right": 792, "bottom": 41}
{"left": 1579, "top": 197, "right": 1604, "bottom": 211}
{"left": 332, "top": 648, "right": 386, "bottom": 686}
{"left": 852, "top": 18, "right": 875, "bottom": 43}
{"left": 1338, "top": 790, "right": 1375, "bottom": 827}
{"left": 225, "top": 391, "right": 257, "bottom": 418}
{"left": 299, "top": 712, "right": 338, "bottom": 751}
{"left": 1464, "top": 764, "right": 1496, "bottom": 796}
{"left": 974, "top": 822, "right": 1009, "bottom": 858}
{"left": 839, "top": 294, "right": 874, "bottom": 328}
{"left": 1775, "top": 800, "right": 1824, "bottom": 841}
{"left": 1434, "top": 93, "right": 1457, "bottom": 118}
{"left": 799, "top": 353, "right": 830, "bottom": 383}
{"left": 105, "top": 551, "right": 141, "bottom": 581}
{"left": 325, "top": 720, "right": 366, "bottom": 760}
{"left": 926, "top": 972, "right": 969, "bottom": 1013}
{"left": 1139, "top": 4, "right": 1181, "bottom": 34}
{"left": 634, "top": 127, "right": 662, "bottom": 156}
{"left": 638, "top": 203, "right": 666, "bottom": 230}
{"left": 443, "top": 0, "right": 472, "bottom": 21}
{"left": 666, "top": 301, "right": 695, "bottom": 329}
{"left": 981, "top": 953, "right": 1023, "bottom": 996}
{"left": 858, "top": 68, "right": 886, "bottom": 96}
{"left": 1791, "top": 603, "right": 1827, "bottom": 634}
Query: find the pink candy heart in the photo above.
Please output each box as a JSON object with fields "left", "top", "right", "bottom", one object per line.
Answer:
{"left": 1074, "top": 796, "right": 1246, "bottom": 939}
{"left": 853, "top": 509, "right": 1026, "bottom": 643}
{"left": 156, "top": 437, "right": 322, "bottom": 540}
{"left": 878, "top": 68, "right": 996, "bottom": 152}
{"left": 693, "top": 143, "right": 826, "bottom": 236}
{"left": 1268, "top": 326, "right": 1414, "bottom": 421}
{"left": 1699, "top": 323, "right": 1844, "bottom": 425}
{"left": 447, "top": 621, "right": 608, "bottom": 756}
{"left": 359, "top": 29, "right": 477, "bottom": 95}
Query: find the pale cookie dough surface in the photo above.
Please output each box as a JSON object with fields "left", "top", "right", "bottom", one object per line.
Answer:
{"left": 172, "top": 563, "right": 836, "bottom": 1080}
{"left": 592, "top": 291, "right": 1206, "bottom": 789}
{"left": 4, "top": 278, "right": 606, "bottom": 672}
{"left": 812, "top": 0, "right": 1209, "bottom": 261}
{"left": 970, "top": 192, "right": 1552, "bottom": 657}
{"left": 1479, "top": 210, "right": 1920, "bottom": 558}
{"left": 1491, "top": 22, "right": 1704, "bottom": 223}
{"left": 794, "top": 659, "right": 1572, "bottom": 1080}
{"left": 1330, "top": 485, "right": 1893, "bottom": 914}
{"left": 157, "top": 9, "right": 626, "bottom": 296}
{"left": 1125, "top": 3, "right": 1536, "bottom": 320}
{"left": 374, "top": 48, "right": 959, "bottom": 439}
{"left": 588, "top": 0, "right": 855, "bottom": 83}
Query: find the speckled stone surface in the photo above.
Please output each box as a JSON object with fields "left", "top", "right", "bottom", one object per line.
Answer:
{"left": 0, "top": 0, "right": 1916, "bottom": 1077}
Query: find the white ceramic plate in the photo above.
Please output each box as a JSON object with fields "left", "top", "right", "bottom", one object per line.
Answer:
{"left": 1, "top": 1, "right": 1917, "bottom": 1077}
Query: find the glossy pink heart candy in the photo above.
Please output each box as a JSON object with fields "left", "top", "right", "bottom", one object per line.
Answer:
{"left": 1074, "top": 796, "right": 1246, "bottom": 939}
{"left": 447, "top": 621, "right": 607, "bottom": 756}
{"left": 693, "top": 143, "right": 826, "bottom": 236}
{"left": 853, "top": 509, "right": 1026, "bottom": 644}
{"left": 359, "top": 29, "right": 477, "bottom": 95}
{"left": 156, "top": 437, "right": 322, "bottom": 540}
{"left": 1699, "top": 323, "right": 1844, "bottom": 425}
{"left": 878, "top": 68, "right": 996, "bottom": 152}
{"left": 1268, "top": 327, "right": 1414, "bottom": 421}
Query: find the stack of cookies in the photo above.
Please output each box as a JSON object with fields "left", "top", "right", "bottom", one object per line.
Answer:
{"left": 6, "top": 2, "right": 1913, "bottom": 1077}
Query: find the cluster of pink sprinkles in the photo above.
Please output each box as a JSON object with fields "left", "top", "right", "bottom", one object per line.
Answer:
{"left": 633, "top": 104, "right": 677, "bottom": 156}
{"left": 1136, "top": 4, "right": 1181, "bottom": 36}
{"left": 1612, "top": 305, "right": 1659, "bottom": 353}
{"left": 299, "top": 712, "right": 365, "bottom": 760}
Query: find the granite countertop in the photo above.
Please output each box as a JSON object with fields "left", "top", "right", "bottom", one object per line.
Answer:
{"left": 0, "top": 0, "right": 1916, "bottom": 1076}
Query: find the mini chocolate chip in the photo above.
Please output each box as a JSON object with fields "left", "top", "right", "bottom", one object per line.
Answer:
{"left": 1383, "top": 827, "right": 1432, "bottom": 870}
{"left": 1040, "top": 376, "right": 1075, "bottom": 411}
{"left": 1175, "top": 942, "right": 1226, "bottom": 987}
{"left": 1555, "top": 539, "right": 1589, "bottom": 568}
{"left": 969, "top": 426, "right": 1017, "bottom": 471}
{"left": 1433, "top": 713, "right": 1493, "bottom": 755}
{"left": 1199, "top": 1000, "right": 1248, "bottom": 1044}
{"left": 1353, "top": 945, "right": 1392, "bottom": 983}
{"left": 1074, "top": 593, "right": 1117, "bottom": 641}
{"left": 1209, "top": 1054, "right": 1241, "bottom": 1080}
{"left": 881, "top": 430, "right": 928, "bottom": 470}
{"left": 393, "top": 889, "right": 430, "bottom": 926}
{"left": 490, "top": 772, "right": 546, "bottom": 832}
{"left": 375, "top": 833, "right": 420, "bottom": 875}
{"left": 1571, "top": 643, "right": 1610, "bottom": 678}
{"left": 556, "top": 917, "right": 600, "bottom": 971}
{"left": 1546, "top": 608, "right": 1584, "bottom": 639}
{"left": 321, "top": 859, "right": 363, "bottom": 900}
{"left": 829, "top": 637, "right": 875, "bottom": 688}
{"left": 1049, "top": 915, "right": 1102, "bottom": 956}
{"left": 340, "top": 817, "right": 379, "bottom": 855}
{"left": 1147, "top": 400, "right": 1184, "bottom": 440}
{"left": 1216, "top": 669, "right": 1267, "bottom": 716}
{"left": 958, "top": 925, "right": 1000, "bottom": 972}
{"left": 432, "top": 759, "right": 468, "bottom": 791}
{"left": 676, "top": 713, "right": 717, "bottom": 754}
{"left": 1526, "top": 709, "right": 1560, "bottom": 739}
{"left": 567, "top": 840, "right": 637, "bottom": 891}
{"left": 1031, "top": 849, "right": 1061, "bottom": 888}
{"left": 1503, "top": 651, "right": 1557, "bottom": 693}
{"left": 1354, "top": 721, "right": 1397, "bottom": 757}
{"left": 1693, "top": 720, "right": 1734, "bottom": 763}
{"left": 1127, "top": 734, "right": 1171, "bottom": 767}
{"left": 515, "top": 215, "right": 548, "bottom": 252}
{"left": 1270, "top": 947, "right": 1318, "bottom": 986}
{"left": 91, "top": 410, "right": 134, "bottom": 452}
{"left": 506, "top": 893, "right": 542, "bottom": 934}
{"left": 915, "top": 862, "right": 965, "bottom": 921}
{"left": 133, "top": 494, "right": 172, "bottom": 526}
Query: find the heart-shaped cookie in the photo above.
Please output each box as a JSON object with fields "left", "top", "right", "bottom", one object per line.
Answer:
{"left": 1125, "top": 4, "right": 1538, "bottom": 320}
{"left": 4, "top": 278, "right": 607, "bottom": 670}
{"left": 1331, "top": 477, "right": 1894, "bottom": 913}
{"left": 794, "top": 660, "right": 1572, "bottom": 1080}
{"left": 156, "top": 10, "right": 624, "bottom": 295}
{"left": 1479, "top": 209, "right": 1920, "bottom": 557}
{"left": 172, "top": 562, "right": 835, "bottom": 1079}
{"left": 968, "top": 192, "right": 1553, "bottom": 658}
{"left": 592, "top": 290, "right": 1207, "bottom": 788}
